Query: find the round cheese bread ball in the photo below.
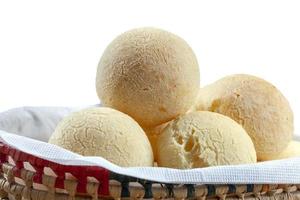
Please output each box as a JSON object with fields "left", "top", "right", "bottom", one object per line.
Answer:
{"left": 49, "top": 107, "right": 153, "bottom": 167}
{"left": 194, "top": 74, "right": 294, "bottom": 161}
{"left": 262, "top": 141, "right": 300, "bottom": 161}
{"left": 157, "top": 111, "right": 256, "bottom": 169}
{"left": 96, "top": 27, "right": 200, "bottom": 127}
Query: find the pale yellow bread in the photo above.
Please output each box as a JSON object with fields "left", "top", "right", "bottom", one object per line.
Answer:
{"left": 157, "top": 111, "right": 257, "bottom": 169}
{"left": 262, "top": 140, "right": 300, "bottom": 161}
{"left": 49, "top": 107, "right": 153, "bottom": 167}
{"left": 143, "top": 123, "right": 168, "bottom": 161}
{"left": 193, "top": 74, "right": 293, "bottom": 161}
{"left": 96, "top": 27, "right": 200, "bottom": 127}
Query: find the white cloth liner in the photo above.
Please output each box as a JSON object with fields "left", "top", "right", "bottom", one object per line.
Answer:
{"left": 0, "top": 106, "right": 300, "bottom": 184}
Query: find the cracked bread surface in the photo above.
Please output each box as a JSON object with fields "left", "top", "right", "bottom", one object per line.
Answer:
{"left": 157, "top": 111, "right": 256, "bottom": 169}
{"left": 96, "top": 27, "right": 200, "bottom": 127}
{"left": 48, "top": 107, "right": 153, "bottom": 167}
{"left": 193, "top": 74, "right": 294, "bottom": 161}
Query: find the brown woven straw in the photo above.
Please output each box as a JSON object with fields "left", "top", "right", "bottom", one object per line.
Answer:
{"left": 0, "top": 162, "right": 299, "bottom": 200}
{"left": 0, "top": 141, "right": 299, "bottom": 200}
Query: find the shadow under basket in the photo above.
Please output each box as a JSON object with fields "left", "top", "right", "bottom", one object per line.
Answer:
{"left": 0, "top": 143, "right": 299, "bottom": 200}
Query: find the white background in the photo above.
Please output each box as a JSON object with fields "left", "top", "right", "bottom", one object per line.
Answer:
{"left": 0, "top": 0, "right": 299, "bottom": 137}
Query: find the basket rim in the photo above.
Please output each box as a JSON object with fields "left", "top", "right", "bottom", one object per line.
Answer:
{"left": 1, "top": 133, "right": 300, "bottom": 186}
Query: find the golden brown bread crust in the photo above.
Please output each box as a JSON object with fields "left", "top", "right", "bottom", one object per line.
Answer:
{"left": 194, "top": 74, "right": 294, "bottom": 160}
{"left": 96, "top": 27, "right": 200, "bottom": 127}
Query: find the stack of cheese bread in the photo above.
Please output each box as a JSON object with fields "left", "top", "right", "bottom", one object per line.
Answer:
{"left": 49, "top": 28, "right": 298, "bottom": 168}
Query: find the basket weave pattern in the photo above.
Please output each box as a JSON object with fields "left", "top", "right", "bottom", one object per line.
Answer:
{"left": 0, "top": 142, "right": 299, "bottom": 200}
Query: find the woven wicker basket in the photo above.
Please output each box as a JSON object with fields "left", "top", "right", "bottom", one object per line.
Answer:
{"left": 0, "top": 142, "right": 299, "bottom": 200}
